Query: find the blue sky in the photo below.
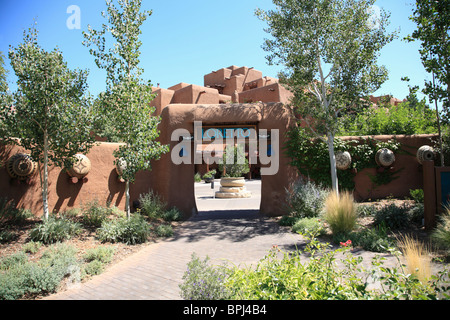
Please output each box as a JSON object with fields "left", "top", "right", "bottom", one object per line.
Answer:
{"left": 0, "top": 0, "right": 431, "bottom": 103}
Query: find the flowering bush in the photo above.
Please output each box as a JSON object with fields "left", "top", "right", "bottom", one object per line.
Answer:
{"left": 179, "top": 253, "right": 231, "bottom": 300}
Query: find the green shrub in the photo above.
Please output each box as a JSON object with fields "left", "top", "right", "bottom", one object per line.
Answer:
{"left": 155, "top": 224, "right": 173, "bottom": 237}
{"left": 139, "top": 191, "right": 166, "bottom": 219}
{"left": 194, "top": 236, "right": 450, "bottom": 300}
{"left": 333, "top": 225, "right": 394, "bottom": 253}
{"left": 0, "top": 252, "right": 28, "bottom": 270}
{"left": 83, "top": 246, "right": 115, "bottom": 264}
{"left": 0, "top": 243, "right": 80, "bottom": 300}
{"left": 83, "top": 260, "right": 105, "bottom": 277}
{"left": 29, "top": 217, "right": 82, "bottom": 244}
{"left": 285, "top": 179, "right": 329, "bottom": 218}
{"left": 194, "top": 172, "right": 202, "bottom": 183}
{"left": 97, "top": 214, "right": 150, "bottom": 245}
{"left": 373, "top": 204, "right": 410, "bottom": 230}
{"left": 410, "top": 189, "right": 424, "bottom": 204}
{"left": 82, "top": 199, "right": 111, "bottom": 227}
{"left": 292, "top": 217, "right": 326, "bottom": 236}
{"left": 278, "top": 215, "right": 299, "bottom": 227}
{"left": 179, "top": 253, "right": 231, "bottom": 300}
{"left": 163, "top": 207, "right": 182, "bottom": 222}
{"left": 356, "top": 204, "right": 377, "bottom": 217}
{"left": 0, "top": 230, "right": 16, "bottom": 243}
{"left": 22, "top": 241, "right": 42, "bottom": 254}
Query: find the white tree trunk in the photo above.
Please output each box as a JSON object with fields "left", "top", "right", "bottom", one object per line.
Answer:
{"left": 42, "top": 130, "right": 50, "bottom": 219}
{"left": 327, "top": 132, "right": 339, "bottom": 196}
{"left": 125, "top": 179, "right": 130, "bottom": 219}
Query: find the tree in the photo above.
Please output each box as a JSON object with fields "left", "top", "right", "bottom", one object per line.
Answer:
{"left": 0, "top": 26, "right": 96, "bottom": 219}
{"left": 83, "top": 0, "right": 168, "bottom": 217}
{"left": 407, "top": 0, "right": 449, "bottom": 166}
{"left": 256, "top": 0, "right": 396, "bottom": 194}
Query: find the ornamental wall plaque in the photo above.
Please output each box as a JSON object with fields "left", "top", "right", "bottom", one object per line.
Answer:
{"left": 416, "top": 145, "right": 435, "bottom": 164}
{"left": 66, "top": 154, "right": 91, "bottom": 179}
{"left": 115, "top": 158, "right": 127, "bottom": 177}
{"left": 375, "top": 148, "right": 395, "bottom": 167}
{"left": 335, "top": 151, "right": 352, "bottom": 170}
{"left": 6, "top": 153, "right": 37, "bottom": 180}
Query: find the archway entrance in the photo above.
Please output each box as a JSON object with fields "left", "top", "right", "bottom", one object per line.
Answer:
{"left": 151, "top": 102, "right": 298, "bottom": 219}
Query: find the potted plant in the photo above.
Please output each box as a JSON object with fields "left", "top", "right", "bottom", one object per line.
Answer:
{"left": 202, "top": 169, "right": 216, "bottom": 183}
{"left": 216, "top": 145, "right": 251, "bottom": 198}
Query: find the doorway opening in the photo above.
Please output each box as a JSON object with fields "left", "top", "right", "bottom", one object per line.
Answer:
{"left": 193, "top": 123, "right": 262, "bottom": 212}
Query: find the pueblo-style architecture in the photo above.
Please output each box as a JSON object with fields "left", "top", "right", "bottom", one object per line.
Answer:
{"left": 0, "top": 64, "right": 441, "bottom": 221}
{"left": 150, "top": 65, "right": 293, "bottom": 116}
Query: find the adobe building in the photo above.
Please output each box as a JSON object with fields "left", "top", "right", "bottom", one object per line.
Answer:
{"left": 0, "top": 64, "right": 442, "bottom": 221}
{"left": 150, "top": 65, "right": 293, "bottom": 116}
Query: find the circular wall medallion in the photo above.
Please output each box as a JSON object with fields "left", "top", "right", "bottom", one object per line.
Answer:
{"left": 335, "top": 151, "right": 352, "bottom": 170}
{"left": 375, "top": 148, "right": 395, "bottom": 167}
{"left": 67, "top": 154, "right": 91, "bottom": 179}
{"left": 416, "top": 145, "right": 435, "bottom": 164}
{"left": 6, "top": 153, "right": 37, "bottom": 180}
{"left": 116, "top": 158, "right": 127, "bottom": 176}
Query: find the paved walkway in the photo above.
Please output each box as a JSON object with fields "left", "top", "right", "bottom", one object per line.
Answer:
{"left": 43, "top": 180, "right": 401, "bottom": 300}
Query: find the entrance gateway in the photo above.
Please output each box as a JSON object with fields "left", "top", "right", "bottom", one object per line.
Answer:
{"left": 150, "top": 102, "right": 298, "bottom": 219}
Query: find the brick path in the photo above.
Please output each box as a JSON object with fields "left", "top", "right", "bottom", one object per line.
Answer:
{"left": 43, "top": 180, "right": 404, "bottom": 300}
{"left": 44, "top": 209, "right": 305, "bottom": 300}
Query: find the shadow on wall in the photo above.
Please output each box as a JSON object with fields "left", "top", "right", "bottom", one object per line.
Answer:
{"left": 108, "top": 169, "right": 125, "bottom": 207}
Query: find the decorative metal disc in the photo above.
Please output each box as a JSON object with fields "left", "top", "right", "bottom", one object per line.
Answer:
{"left": 335, "top": 151, "right": 352, "bottom": 170}
{"left": 375, "top": 148, "right": 395, "bottom": 167}
{"left": 6, "top": 153, "right": 37, "bottom": 180}
{"left": 416, "top": 145, "right": 435, "bottom": 164}
{"left": 116, "top": 158, "right": 127, "bottom": 176}
{"left": 67, "top": 154, "right": 91, "bottom": 178}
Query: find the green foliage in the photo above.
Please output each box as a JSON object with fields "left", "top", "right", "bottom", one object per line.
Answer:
{"left": 181, "top": 235, "right": 450, "bottom": 300}
{"left": 373, "top": 204, "right": 411, "bottom": 230}
{"left": 82, "top": 246, "right": 115, "bottom": 277}
{"left": 285, "top": 179, "right": 329, "bottom": 218}
{"left": 286, "top": 126, "right": 401, "bottom": 190}
{"left": 0, "top": 243, "right": 80, "bottom": 300}
{"left": 338, "top": 100, "right": 437, "bottom": 136}
{"left": 219, "top": 145, "right": 250, "bottom": 178}
{"left": 155, "top": 224, "right": 173, "bottom": 238}
{"left": 334, "top": 225, "right": 394, "bottom": 253}
{"left": 1, "top": 25, "right": 96, "bottom": 219}
{"left": 22, "top": 241, "right": 42, "bottom": 254}
{"left": 256, "top": 0, "right": 396, "bottom": 191}
{"left": 83, "top": 0, "right": 168, "bottom": 218}
{"left": 162, "top": 207, "right": 182, "bottom": 222}
{"left": 82, "top": 199, "right": 113, "bottom": 227}
{"left": 292, "top": 217, "right": 326, "bottom": 236}
{"left": 202, "top": 169, "right": 216, "bottom": 180}
{"left": 138, "top": 190, "right": 166, "bottom": 219}
{"left": 407, "top": 0, "right": 450, "bottom": 121}
{"left": 179, "top": 253, "right": 231, "bottom": 300}
{"left": 410, "top": 189, "right": 425, "bottom": 204}
{"left": 96, "top": 213, "right": 150, "bottom": 245}
{"left": 29, "top": 217, "right": 82, "bottom": 244}
{"left": 194, "top": 172, "right": 202, "bottom": 183}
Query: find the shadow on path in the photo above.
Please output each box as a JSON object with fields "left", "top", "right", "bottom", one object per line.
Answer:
{"left": 170, "top": 209, "right": 288, "bottom": 243}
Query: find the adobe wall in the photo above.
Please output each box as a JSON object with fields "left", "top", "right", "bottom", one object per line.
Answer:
{"left": 0, "top": 142, "right": 155, "bottom": 216}
{"left": 340, "top": 134, "right": 437, "bottom": 201}
{"left": 0, "top": 113, "right": 438, "bottom": 219}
